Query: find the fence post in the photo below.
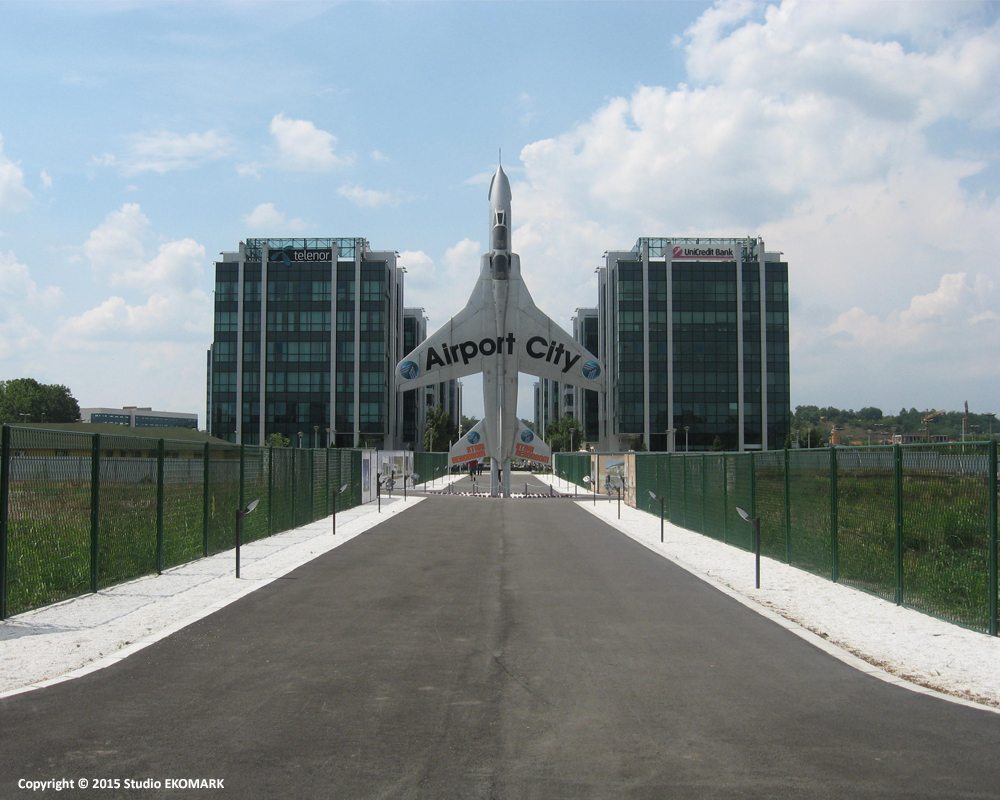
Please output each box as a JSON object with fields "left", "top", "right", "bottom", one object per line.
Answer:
{"left": 749, "top": 453, "right": 756, "bottom": 552}
{"left": 0, "top": 426, "right": 10, "bottom": 620}
{"left": 722, "top": 452, "right": 728, "bottom": 544}
{"left": 682, "top": 455, "right": 688, "bottom": 529}
{"left": 291, "top": 451, "right": 297, "bottom": 528}
{"left": 989, "top": 439, "right": 997, "bottom": 636}
{"left": 894, "top": 443, "right": 904, "bottom": 605}
{"left": 90, "top": 433, "right": 101, "bottom": 593}
{"left": 267, "top": 445, "right": 273, "bottom": 535}
{"left": 309, "top": 449, "right": 315, "bottom": 522}
{"left": 830, "top": 446, "right": 839, "bottom": 582}
{"left": 701, "top": 454, "right": 707, "bottom": 534}
{"left": 202, "top": 443, "right": 210, "bottom": 557}
{"left": 784, "top": 447, "right": 791, "bottom": 564}
{"left": 156, "top": 439, "right": 164, "bottom": 575}
{"left": 239, "top": 444, "right": 245, "bottom": 537}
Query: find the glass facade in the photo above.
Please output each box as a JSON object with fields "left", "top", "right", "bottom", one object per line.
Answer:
{"left": 208, "top": 239, "right": 403, "bottom": 448}
{"left": 600, "top": 238, "right": 790, "bottom": 452}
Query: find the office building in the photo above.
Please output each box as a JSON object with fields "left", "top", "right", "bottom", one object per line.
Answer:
{"left": 534, "top": 308, "right": 601, "bottom": 448}
{"left": 599, "top": 237, "right": 790, "bottom": 451}
{"left": 80, "top": 407, "right": 198, "bottom": 429}
{"left": 207, "top": 238, "right": 404, "bottom": 448}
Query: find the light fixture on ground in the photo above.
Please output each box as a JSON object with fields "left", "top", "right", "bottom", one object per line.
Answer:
{"left": 332, "top": 483, "right": 349, "bottom": 535}
{"left": 234, "top": 498, "right": 260, "bottom": 579}
{"left": 648, "top": 490, "right": 665, "bottom": 542}
{"left": 735, "top": 505, "right": 761, "bottom": 589}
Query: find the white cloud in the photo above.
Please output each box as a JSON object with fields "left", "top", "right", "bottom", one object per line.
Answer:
{"left": 508, "top": 0, "right": 1000, "bottom": 408}
{"left": 0, "top": 133, "right": 33, "bottom": 214}
{"left": 336, "top": 184, "right": 406, "bottom": 209}
{"left": 0, "top": 250, "right": 64, "bottom": 309}
{"left": 398, "top": 240, "right": 483, "bottom": 329}
{"left": 120, "top": 130, "right": 233, "bottom": 175}
{"left": 371, "top": 150, "right": 389, "bottom": 162}
{"left": 82, "top": 203, "right": 205, "bottom": 294}
{"left": 237, "top": 162, "right": 262, "bottom": 179}
{"left": 243, "top": 202, "right": 306, "bottom": 233}
{"left": 40, "top": 170, "right": 52, "bottom": 189}
{"left": 270, "top": 113, "right": 352, "bottom": 171}
{"left": 56, "top": 289, "right": 210, "bottom": 345}
{"left": 92, "top": 132, "right": 232, "bottom": 176}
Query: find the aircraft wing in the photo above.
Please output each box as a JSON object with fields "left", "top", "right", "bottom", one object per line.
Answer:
{"left": 395, "top": 272, "right": 493, "bottom": 391}
{"left": 512, "top": 284, "right": 606, "bottom": 391}
{"left": 512, "top": 419, "right": 550, "bottom": 466}
{"left": 449, "top": 420, "right": 488, "bottom": 466}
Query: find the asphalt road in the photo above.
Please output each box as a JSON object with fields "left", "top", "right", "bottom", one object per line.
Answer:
{"left": 2, "top": 496, "right": 999, "bottom": 799}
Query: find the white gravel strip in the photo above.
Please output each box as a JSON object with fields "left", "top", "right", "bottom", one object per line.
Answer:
{"left": 0, "top": 477, "right": 461, "bottom": 699}
{"left": 545, "top": 475, "right": 1000, "bottom": 713}
{"left": 4, "top": 471, "right": 999, "bottom": 713}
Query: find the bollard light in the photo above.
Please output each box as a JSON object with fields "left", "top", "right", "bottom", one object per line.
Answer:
{"left": 649, "top": 490, "right": 665, "bottom": 542}
{"left": 332, "top": 483, "right": 349, "bottom": 535}
{"left": 736, "top": 506, "right": 762, "bottom": 589}
{"left": 235, "top": 498, "right": 260, "bottom": 579}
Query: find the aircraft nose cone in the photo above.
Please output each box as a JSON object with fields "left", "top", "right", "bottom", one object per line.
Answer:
{"left": 489, "top": 164, "right": 511, "bottom": 204}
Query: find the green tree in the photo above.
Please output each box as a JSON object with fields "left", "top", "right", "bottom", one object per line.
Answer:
{"left": 544, "top": 415, "right": 583, "bottom": 452}
{"left": 520, "top": 418, "right": 535, "bottom": 432}
{"left": 710, "top": 435, "right": 724, "bottom": 452}
{"left": 0, "top": 379, "right": 80, "bottom": 424}
{"left": 461, "top": 415, "right": 480, "bottom": 434}
{"left": 266, "top": 432, "right": 291, "bottom": 448}
{"left": 424, "top": 404, "right": 456, "bottom": 452}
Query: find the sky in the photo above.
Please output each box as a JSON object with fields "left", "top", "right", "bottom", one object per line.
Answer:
{"left": 0, "top": 0, "right": 998, "bottom": 425}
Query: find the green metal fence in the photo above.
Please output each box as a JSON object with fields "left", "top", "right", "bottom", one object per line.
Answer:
{"left": 0, "top": 427, "right": 379, "bottom": 619}
{"left": 557, "top": 443, "right": 1000, "bottom": 635}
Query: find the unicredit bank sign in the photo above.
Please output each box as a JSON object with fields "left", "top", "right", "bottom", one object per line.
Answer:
{"left": 672, "top": 245, "right": 735, "bottom": 260}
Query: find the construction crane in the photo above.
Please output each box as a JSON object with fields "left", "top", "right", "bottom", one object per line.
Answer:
{"left": 922, "top": 410, "right": 945, "bottom": 443}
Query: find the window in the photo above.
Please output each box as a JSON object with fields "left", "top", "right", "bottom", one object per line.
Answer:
{"left": 336, "top": 341, "right": 355, "bottom": 361}
{"left": 337, "top": 311, "right": 354, "bottom": 331}
{"left": 243, "top": 281, "right": 261, "bottom": 302}
{"left": 360, "top": 341, "right": 384, "bottom": 361}
{"left": 215, "top": 281, "right": 238, "bottom": 302}
{"left": 267, "top": 341, "right": 329, "bottom": 362}
{"left": 214, "top": 341, "right": 236, "bottom": 362}
{"left": 267, "top": 311, "right": 331, "bottom": 332}
{"left": 361, "top": 280, "right": 384, "bottom": 302}
{"left": 213, "top": 372, "right": 237, "bottom": 391}
{"left": 214, "top": 311, "right": 238, "bottom": 332}
{"left": 361, "top": 310, "right": 384, "bottom": 332}
{"left": 337, "top": 279, "right": 355, "bottom": 303}
{"left": 266, "top": 372, "right": 331, "bottom": 392}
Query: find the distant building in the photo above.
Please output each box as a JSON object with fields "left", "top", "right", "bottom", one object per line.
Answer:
{"left": 534, "top": 308, "right": 601, "bottom": 448}
{"left": 80, "top": 407, "right": 198, "bottom": 429}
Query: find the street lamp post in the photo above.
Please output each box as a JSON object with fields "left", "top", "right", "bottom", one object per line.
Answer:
{"left": 297, "top": 431, "right": 303, "bottom": 449}
{"left": 684, "top": 426, "right": 690, "bottom": 453}
{"left": 666, "top": 427, "right": 676, "bottom": 453}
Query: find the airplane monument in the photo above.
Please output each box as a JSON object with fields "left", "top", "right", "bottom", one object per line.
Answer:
{"left": 395, "top": 162, "right": 605, "bottom": 496}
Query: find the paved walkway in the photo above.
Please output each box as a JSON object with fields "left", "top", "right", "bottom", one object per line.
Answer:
{"left": 2, "top": 496, "right": 999, "bottom": 798}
